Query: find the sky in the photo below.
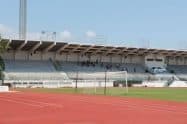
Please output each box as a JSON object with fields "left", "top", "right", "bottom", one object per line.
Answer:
{"left": 0, "top": 0, "right": 187, "bottom": 49}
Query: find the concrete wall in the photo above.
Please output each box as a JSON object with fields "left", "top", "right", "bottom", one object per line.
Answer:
{"left": 90, "top": 55, "right": 100, "bottom": 62}
{"left": 101, "top": 56, "right": 110, "bottom": 63}
{"left": 176, "top": 57, "right": 185, "bottom": 65}
{"left": 168, "top": 57, "right": 187, "bottom": 65}
{"left": 168, "top": 57, "right": 176, "bottom": 65}
{"left": 80, "top": 54, "right": 89, "bottom": 62}
{"left": 111, "top": 55, "right": 121, "bottom": 63}
{"left": 55, "top": 54, "right": 67, "bottom": 61}
{"left": 2, "top": 51, "right": 14, "bottom": 60}
{"left": 145, "top": 54, "right": 166, "bottom": 68}
{"left": 123, "top": 56, "right": 131, "bottom": 63}
{"left": 15, "top": 51, "right": 28, "bottom": 60}
{"left": 2, "top": 51, "right": 144, "bottom": 64}
{"left": 131, "top": 56, "right": 144, "bottom": 64}
{"left": 0, "top": 86, "right": 9, "bottom": 92}
{"left": 67, "top": 53, "right": 78, "bottom": 62}
{"left": 2, "top": 51, "right": 187, "bottom": 66}
{"left": 29, "top": 51, "right": 41, "bottom": 60}
{"left": 42, "top": 52, "right": 55, "bottom": 60}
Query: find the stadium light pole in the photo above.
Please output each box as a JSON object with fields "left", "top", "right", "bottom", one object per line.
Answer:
{"left": 19, "top": 0, "right": 27, "bottom": 40}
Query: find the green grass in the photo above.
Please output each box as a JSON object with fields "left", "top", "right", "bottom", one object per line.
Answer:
{"left": 15, "top": 87, "right": 187, "bottom": 102}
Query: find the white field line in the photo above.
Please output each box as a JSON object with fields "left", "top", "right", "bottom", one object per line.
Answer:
{"left": 0, "top": 96, "right": 63, "bottom": 108}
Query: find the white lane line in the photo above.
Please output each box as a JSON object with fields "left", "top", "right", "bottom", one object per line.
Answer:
{"left": 64, "top": 97, "right": 187, "bottom": 115}
{"left": 4, "top": 93, "right": 186, "bottom": 114}
{"left": 13, "top": 94, "right": 187, "bottom": 114}
{"left": 69, "top": 95, "right": 187, "bottom": 109}
{"left": 68, "top": 95, "right": 187, "bottom": 110}
{"left": 0, "top": 96, "right": 63, "bottom": 108}
{"left": 0, "top": 98, "right": 44, "bottom": 108}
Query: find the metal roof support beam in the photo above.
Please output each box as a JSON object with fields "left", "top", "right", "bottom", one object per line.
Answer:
{"left": 4, "top": 39, "right": 12, "bottom": 48}
{"left": 91, "top": 46, "right": 106, "bottom": 55}
{"left": 7, "top": 39, "right": 12, "bottom": 46}
{"left": 43, "top": 42, "right": 56, "bottom": 53}
{"left": 104, "top": 47, "right": 117, "bottom": 55}
{"left": 81, "top": 46, "right": 94, "bottom": 55}
{"left": 29, "top": 41, "right": 41, "bottom": 53}
{"left": 16, "top": 40, "right": 27, "bottom": 51}
{"left": 57, "top": 44, "right": 69, "bottom": 53}
{"left": 117, "top": 48, "right": 127, "bottom": 55}
{"left": 68, "top": 45, "right": 81, "bottom": 54}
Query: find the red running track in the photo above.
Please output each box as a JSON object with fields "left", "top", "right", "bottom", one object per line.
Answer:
{"left": 0, "top": 92, "right": 187, "bottom": 124}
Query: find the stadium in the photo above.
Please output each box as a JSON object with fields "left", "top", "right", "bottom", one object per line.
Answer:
{"left": 1, "top": 38, "right": 187, "bottom": 88}
{"left": 0, "top": 0, "right": 187, "bottom": 124}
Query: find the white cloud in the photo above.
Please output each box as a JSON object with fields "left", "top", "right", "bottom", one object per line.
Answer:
{"left": 0, "top": 24, "right": 13, "bottom": 33}
{"left": 60, "top": 30, "right": 72, "bottom": 39}
{"left": 0, "top": 24, "right": 16, "bottom": 39}
{"left": 86, "top": 30, "right": 96, "bottom": 38}
{"left": 27, "top": 32, "right": 41, "bottom": 40}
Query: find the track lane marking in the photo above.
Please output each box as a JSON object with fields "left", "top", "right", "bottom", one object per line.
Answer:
{"left": 3, "top": 93, "right": 187, "bottom": 114}
{"left": 0, "top": 98, "right": 44, "bottom": 108}
{"left": 0, "top": 96, "right": 63, "bottom": 108}
{"left": 61, "top": 96, "right": 187, "bottom": 115}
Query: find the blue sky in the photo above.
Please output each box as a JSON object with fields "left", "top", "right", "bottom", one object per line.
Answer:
{"left": 0, "top": 0, "right": 187, "bottom": 49}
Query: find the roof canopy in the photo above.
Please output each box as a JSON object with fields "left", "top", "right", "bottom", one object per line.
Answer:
{"left": 4, "top": 39, "right": 187, "bottom": 57}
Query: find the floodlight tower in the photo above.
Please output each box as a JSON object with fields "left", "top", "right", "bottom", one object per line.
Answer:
{"left": 19, "top": 0, "right": 27, "bottom": 39}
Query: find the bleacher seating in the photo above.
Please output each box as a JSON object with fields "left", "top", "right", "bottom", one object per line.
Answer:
{"left": 167, "top": 65, "right": 187, "bottom": 74}
{"left": 5, "top": 60, "right": 55, "bottom": 72}
{"left": 59, "top": 61, "right": 149, "bottom": 80}
{"left": 4, "top": 60, "right": 69, "bottom": 81}
{"left": 60, "top": 62, "right": 146, "bottom": 73}
{"left": 3, "top": 59, "right": 167, "bottom": 85}
{"left": 120, "top": 63, "right": 146, "bottom": 73}
{"left": 167, "top": 65, "right": 187, "bottom": 80}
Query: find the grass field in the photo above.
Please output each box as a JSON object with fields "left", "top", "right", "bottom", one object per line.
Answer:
{"left": 15, "top": 87, "right": 187, "bottom": 102}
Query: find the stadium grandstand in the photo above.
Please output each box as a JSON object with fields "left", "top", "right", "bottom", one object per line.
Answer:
{"left": 1, "top": 1, "right": 187, "bottom": 124}
{"left": 0, "top": 0, "right": 187, "bottom": 88}
{"left": 0, "top": 38, "right": 187, "bottom": 88}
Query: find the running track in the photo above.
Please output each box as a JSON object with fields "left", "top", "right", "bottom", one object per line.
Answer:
{"left": 0, "top": 92, "right": 187, "bottom": 124}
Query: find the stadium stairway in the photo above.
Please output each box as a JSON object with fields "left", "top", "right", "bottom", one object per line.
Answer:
{"left": 167, "top": 65, "right": 187, "bottom": 81}
{"left": 49, "top": 59, "right": 62, "bottom": 71}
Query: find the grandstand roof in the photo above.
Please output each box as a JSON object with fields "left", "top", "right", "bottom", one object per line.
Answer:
{"left": 4, "top": 39, "right": 187, "bottom": 57}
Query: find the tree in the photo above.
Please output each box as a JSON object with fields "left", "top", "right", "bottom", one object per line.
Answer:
{"left": 0, "top": 35, "right": 9, "bottom": 85}
{"left": 0, "top": 35, "right": 9, "bottom": 54}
